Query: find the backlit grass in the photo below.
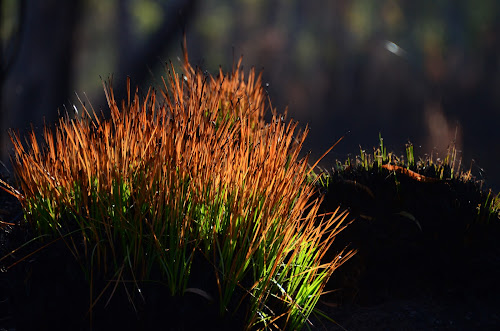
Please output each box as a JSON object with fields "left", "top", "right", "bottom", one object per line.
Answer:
{"left": 0, "top": 52, "right": 354, "bottom": 329}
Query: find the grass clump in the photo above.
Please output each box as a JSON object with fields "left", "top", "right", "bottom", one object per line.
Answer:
{"left": 0, "top": 51, "right": 353, "bottom": 329}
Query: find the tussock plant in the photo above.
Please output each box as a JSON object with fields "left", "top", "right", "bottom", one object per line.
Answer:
{"left": 0, "top": 51, "right": 353, "bottom": 329}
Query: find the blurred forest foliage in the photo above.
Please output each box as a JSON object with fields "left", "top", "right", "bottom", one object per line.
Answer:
{"left": 1, "top": 0, "right": 499, "bottom": 189}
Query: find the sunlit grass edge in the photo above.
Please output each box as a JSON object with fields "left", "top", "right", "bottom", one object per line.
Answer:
{"left": 311, "top": 133, "right": 500, "bottom": 225}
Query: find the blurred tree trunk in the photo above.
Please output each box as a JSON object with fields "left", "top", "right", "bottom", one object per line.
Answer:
{"left": 93, "top": 0, "right": 198, "bottom": 119}
{"left": 117, "top": 0, "right": 198, "bottom": 84}
{"left": 0, "top": 0, "right": 26, "bottom": 172}
{"left": 1, "top": 0, "right": 81, "bottom": 165}
{"left": 1, "top": 0, "right": 198, "bottom": 168}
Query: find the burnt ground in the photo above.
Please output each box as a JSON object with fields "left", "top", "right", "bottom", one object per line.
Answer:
{"left": 1, "top": 167, "right": 500, "bottom": 330}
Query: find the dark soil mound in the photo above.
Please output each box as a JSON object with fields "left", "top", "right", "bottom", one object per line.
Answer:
{"left": 314, "top": 166, "right": 500, "bottom": 330}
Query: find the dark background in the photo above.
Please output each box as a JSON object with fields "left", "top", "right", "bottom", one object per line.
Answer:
{"left": 1, "top": 0, "right": 499, "bottom": 191}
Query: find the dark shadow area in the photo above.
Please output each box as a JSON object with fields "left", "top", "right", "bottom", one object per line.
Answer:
{"left": 315, "top": 165, "right": 500, "bottom": 329}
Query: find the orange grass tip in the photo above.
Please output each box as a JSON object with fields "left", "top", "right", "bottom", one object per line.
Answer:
{"left": 0, "top": 44, "right": 344, "bottom": 229}
{"left": 0, "top": 51, "right": 302, "bottom": 203}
